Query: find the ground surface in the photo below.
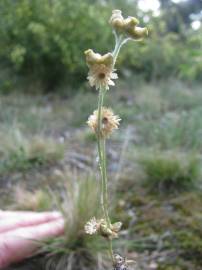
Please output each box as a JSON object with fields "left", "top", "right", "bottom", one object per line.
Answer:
{"left": 1, "top": 79, "right": 202, "bottom": 270}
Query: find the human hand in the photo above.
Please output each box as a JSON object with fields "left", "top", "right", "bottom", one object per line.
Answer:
{"left": 0, "top": 211, "right": 64, "bottom": 269}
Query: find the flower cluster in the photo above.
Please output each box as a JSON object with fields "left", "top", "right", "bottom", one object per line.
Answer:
{"left": 110, "top": 10, "right": 148, "bottom": 40}
{"left": 85, "top": 49, "right": 118, "bottom": 90}
{"left": 87, "top": 107, "right": 121, "bottom": 138}
{"left": 85, "top": 10, "right": 148, "bottom": 91}
{"left": 84, "top": 217, "right": 122, "bottom": 240}
{"left": 84, "top": 217, "right": 99, "bottom": 235}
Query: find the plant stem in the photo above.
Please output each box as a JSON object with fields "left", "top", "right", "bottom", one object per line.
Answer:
{"left": 96, "top": 33, "right": 126, "bottom": 265}
{"left": 97, "top": 88, "right": 110, "bottom": 226}
{"left": 97, "top": 88, "right": 105, "bottom": 215}
{"left": 97, "top": 88, "right": 114, "bottom": 262}
{"left": 112, "top": 34, "right": 125, "bottom": 66}
{"left": 101, "top": 138, "right": 110, "bottom": 226}
{"left": 108, "top": 239, "right": 114, "bottom": 264}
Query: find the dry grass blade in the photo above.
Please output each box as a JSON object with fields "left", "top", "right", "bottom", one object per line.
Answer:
{"left": 38, "top": 176, "right": 108, "bottom": 270}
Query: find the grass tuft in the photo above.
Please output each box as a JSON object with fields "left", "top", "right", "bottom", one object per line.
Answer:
{"left": 40, "top": 176, "right": 109, "bottom": 270}
{"left": 0, "top": 129, "right": 64, "bottom": 175}
{"left": 139, "top": 150, "right": 200, "bottom": 193}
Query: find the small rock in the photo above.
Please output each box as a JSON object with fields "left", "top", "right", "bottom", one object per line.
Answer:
{"left": 149, "top": 261, "right": 158, "bottom": 269}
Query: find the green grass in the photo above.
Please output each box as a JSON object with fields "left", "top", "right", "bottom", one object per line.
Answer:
{"left": 0, "top": 129, "right": 64, "bottom": 175}
{"left": 137, "top": 107, "right": 202, "bottom": 150}
{"left": 139, "top": 150, "right": 200, "bottom": 193}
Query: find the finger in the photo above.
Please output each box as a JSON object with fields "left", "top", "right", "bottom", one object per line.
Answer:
{"left": 0, "top": 211, "right": 61, "bottom": 219}
{"left": 0, "top": 212, "right": 63, "bottom": 234}
{"left": 0, "top": 218, "right": 65, "bottom": 269}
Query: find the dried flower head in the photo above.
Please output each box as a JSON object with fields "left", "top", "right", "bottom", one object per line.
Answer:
{"left": 99, "top": 220, "right": 122, "bottom": 239}
{"left": 110, "top": 10, "right": 148, "bottom": 40}
{"left": 85, "top": 218, "right": 122, "bottom": 239}
{"left": 85, "top": 49, "right": 114, "bottom": 67}
{"left": 84, "top": 217, "right": 100, "bottom": 235}
{"left": 109, "top": 10, "right": 125, "bottom": 31}
{"left": 87, "top": 107, "right": 121, "bottom": 138}
{"left": 85, "top": 49, "right": 118, "bottom": 90}
{"left": 110, "top": 221, "right": 122, "bottom": 233}
{"left": 100, "top": 222, "right": 117, "bottom": 239}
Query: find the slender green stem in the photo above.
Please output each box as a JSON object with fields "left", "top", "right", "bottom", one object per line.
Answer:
{"left": 101, "top": 138, "right": 110, "bottom": 226}
{"left": 112, "top": 34, "right": 125, "bottom": 66}
{"left": 97, "top": 89, "right": 105, "bottom": 213}
{"left": 96, "top": 32, "right": 126, "bottom": 264}
{"left": 101, "top": 138, "right": 114, "bottom": 262}
{"left": 108, "top": 239, "right": 114, "bottom": 264}
{"left": 97, "top": 88, "right": 109, "bottom": 224}
{"left": 97, "top": 88, "right": 114, "bottom": 262}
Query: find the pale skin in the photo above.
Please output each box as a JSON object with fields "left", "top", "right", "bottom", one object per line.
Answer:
{"left": 0, "top": 211, "right": 65, "bottom": 269}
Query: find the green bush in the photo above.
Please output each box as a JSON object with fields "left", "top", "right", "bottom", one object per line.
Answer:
{"left": 0, "top": 0, "right": 112, "bottom": 90}
{"left": 179, "top": 30, "right": 202, "bottom": 81}
{"left": 119, "top": 19, "right": 202, "bottom": 82}
{"left": 0, "top": 0, "right": 201, "bottom": 92}
{"left": 139, "top": 150, "right": 200, "bottom": 193}
{"left": 120, "top": 32, "right": 185, "bottom": 80}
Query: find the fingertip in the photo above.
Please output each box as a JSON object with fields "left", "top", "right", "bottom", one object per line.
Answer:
{"left": 50, "top": 211, "right": 63, "bottom": 219}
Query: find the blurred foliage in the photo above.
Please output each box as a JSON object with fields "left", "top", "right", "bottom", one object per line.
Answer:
{"left": 120, "top": 20, "right": 202, "bottom": 81}
{"left": 0, "top": 0, "right": 201, "bottom": 92}
{"left": 0, "top": 0, "right": 112, "bottom": 91}
{"left": 13, "top": 187, "right": 52, "bottom": 211}
{"left": 139, "top": 150, "right": 200, "bottom": 193}
{"left": 0, "top": 129, "right": 64, "bottom": 175}
{"left": 179, "top": 30, "right": 202, "bottom": 81}
{"left": 159, "top": 0, "right": 202, "bottom": 31}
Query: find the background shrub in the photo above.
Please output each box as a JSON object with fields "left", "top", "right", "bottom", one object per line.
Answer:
{"left": 0, "top": 0, "right": 201, "bottom": 92}
{"left": 0, "top": 0, "right": 112, "bottom": 90}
